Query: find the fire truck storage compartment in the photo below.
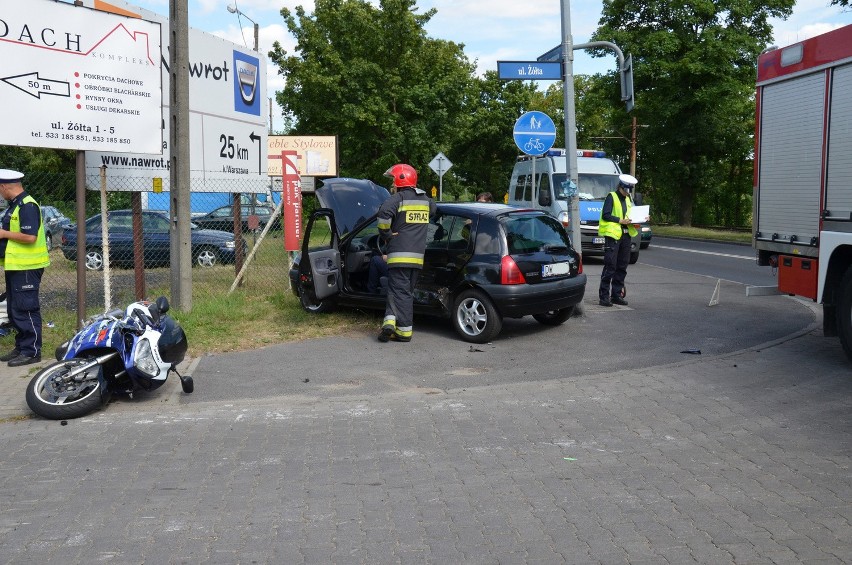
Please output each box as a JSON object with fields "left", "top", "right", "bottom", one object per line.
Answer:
{"left": 777, "top": 255, "right": 818, "bottom": 300}
{"left": 755, "top": 73, "right": 824, "bottom": 246}
{"left": 825, "top": 64, "right": 852, "bottom": 217}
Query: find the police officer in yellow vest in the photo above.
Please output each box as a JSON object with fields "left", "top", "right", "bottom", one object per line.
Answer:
{"left": 0, "top": 170, "right": 50, "bottom": 366}
{"left": 598, "top": 174, "right": 640, "bottom": 307}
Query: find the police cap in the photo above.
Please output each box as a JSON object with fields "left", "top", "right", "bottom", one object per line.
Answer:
{"left": 618, "top": 173, "right": 638, "bottom": 189}
{"left": 0, "top": 169, "right": 24, "bottom": 184}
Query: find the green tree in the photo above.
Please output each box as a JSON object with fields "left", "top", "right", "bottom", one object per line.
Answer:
{"left": 446, "top": 71, "right": 539, "bottom": 201}
{"left": 0, "top": 146, "right": 77, "bottom": 210}
{"left": 592, "top": 0, "right": 794, "bottom": 225}
{"left": 270, "top": 0, "right": 476, "bottom": 187}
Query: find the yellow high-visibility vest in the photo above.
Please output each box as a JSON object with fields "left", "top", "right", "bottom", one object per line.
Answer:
{"left": 3, "top": 195, "right": 50, "bottom": 271}
{"left": 598, "top": 192, "right": 637, "bottom": 239}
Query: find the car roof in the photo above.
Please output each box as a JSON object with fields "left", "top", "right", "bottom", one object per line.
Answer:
{"left": 436, "top": 202, "right": 542, "bottom": 217}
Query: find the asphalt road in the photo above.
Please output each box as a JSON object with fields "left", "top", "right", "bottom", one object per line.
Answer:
{"left": 186, "top": 250, "right": 809, "bottom": 403}
{"left": 2, "top": 242, "right": 850, "bottom": 564}
{"left": 637, "top": 236, "right": 777, "bottom": 287}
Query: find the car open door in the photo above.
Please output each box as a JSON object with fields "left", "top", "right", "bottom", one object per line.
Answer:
{"left": 298, "top": 209, "right": 342, "bottom": 301}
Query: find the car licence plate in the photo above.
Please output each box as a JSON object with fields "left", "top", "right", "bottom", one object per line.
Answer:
{"left": 593, "top": 237, "right": 605, "bottom": 244}
{"left": 542, "top": 262, "right": 570, "bottom": 277}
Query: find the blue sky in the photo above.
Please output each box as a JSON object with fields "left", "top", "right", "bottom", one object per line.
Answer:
{"left": 128, "top": 0, "right": 850, "bottom": 131}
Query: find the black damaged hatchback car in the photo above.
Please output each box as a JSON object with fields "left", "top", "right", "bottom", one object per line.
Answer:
{"left": 289, "top": 178, "right": 587, "bottom": 343}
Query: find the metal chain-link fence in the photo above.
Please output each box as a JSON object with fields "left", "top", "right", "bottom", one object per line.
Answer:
{"left": 16, "top": 170, "right": 295, "bottom": 319}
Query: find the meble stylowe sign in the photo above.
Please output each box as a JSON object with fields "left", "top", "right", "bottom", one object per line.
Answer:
{"left": 79, "top": 0, "right": 269, "bottom": 193}
{"left": 0, "top": 0, "right": 162, "bottom": 153}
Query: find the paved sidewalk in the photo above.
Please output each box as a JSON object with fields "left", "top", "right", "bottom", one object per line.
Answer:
{"left": 2, "top": 323, "right": 851, "bottom": 563}
{"left": 1, "top": 265, "right": 851, "bottom": 563}
{"left": 0, "top": 351, "right": 195, "bottom": 421}
{"left": 0, "top": 348, "right": 51, "bottom": 420}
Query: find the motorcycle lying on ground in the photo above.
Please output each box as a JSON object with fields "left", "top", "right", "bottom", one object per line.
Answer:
{"left": 26, "top": 296, "right": 194, "bottom": 420}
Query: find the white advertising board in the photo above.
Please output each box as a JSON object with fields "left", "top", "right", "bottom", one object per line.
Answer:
{"left": 0, "top": 0, "right": 162, "bottom": 153}
{"left": 82, "top": 0, "right": 268, "bottom": 193}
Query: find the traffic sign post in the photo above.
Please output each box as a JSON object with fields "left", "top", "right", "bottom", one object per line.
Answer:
{"left": 428, "top": 152, "right": 453, "bottom": 201}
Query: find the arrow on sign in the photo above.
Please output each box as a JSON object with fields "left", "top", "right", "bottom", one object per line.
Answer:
{"left": 1, "top": 72, "right": 70, "bottom": 99}
{"left": 250, "top": 131, "right": 263, "bottom": 174}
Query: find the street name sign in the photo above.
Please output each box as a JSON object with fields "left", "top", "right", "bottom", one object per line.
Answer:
{"left": 498, "top": 61, "right": 562, "bottom": 80}
{"left": 0, "top": 0, "right": 162, "bottom": 153}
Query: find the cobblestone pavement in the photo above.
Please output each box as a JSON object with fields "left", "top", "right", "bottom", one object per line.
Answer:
{"left": 1, "top": 324, "right": 851, "bottom": 564}
{"left": 1, "top": 262, "right": 851, "bottom": 564}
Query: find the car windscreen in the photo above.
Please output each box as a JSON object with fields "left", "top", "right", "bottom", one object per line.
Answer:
{"left": 576, "top": 173, "right": 620, "bottom": 200}
{"left": 502, "top": 213, "right": 572, "bottom": 255}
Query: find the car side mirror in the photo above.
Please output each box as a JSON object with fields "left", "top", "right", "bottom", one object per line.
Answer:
{"left": 538, "top": 189, "right": 552, "bottom": 207}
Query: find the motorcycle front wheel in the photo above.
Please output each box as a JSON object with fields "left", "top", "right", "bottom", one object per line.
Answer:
{"left": 26, "top": 360, "right": 107, "bottom": 420}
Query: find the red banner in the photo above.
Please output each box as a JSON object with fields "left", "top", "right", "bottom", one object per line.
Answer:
{"left": 282, "top": 150, "right": 302, "bottom": 251}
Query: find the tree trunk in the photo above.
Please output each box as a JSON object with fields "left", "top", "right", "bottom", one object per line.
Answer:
{"left": 679, "top": 179, "right": 696, "bottom": 226}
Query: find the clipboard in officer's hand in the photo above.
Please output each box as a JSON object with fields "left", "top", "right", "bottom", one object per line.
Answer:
{"left": 628, "top": 205, "right": 650, "bottom": 222}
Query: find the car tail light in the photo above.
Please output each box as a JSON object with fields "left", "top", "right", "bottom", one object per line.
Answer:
{"left": 577, "top": 255, "right": 583, "bottom": 274}
{"left": 501, "top": 255, "right": 526, "bottom": 285}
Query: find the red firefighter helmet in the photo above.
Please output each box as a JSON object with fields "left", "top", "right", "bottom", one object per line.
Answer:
{"left": 384, "top": 163, "right": 418, "bottom": 188}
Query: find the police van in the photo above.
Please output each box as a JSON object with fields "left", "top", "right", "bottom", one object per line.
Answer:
{"left": 508, "top": 148, "right": 641, "bottom": 263}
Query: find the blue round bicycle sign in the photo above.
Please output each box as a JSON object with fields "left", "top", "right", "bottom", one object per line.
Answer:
{"left": 513, "top": 111, "right": 556, "bottom": 155}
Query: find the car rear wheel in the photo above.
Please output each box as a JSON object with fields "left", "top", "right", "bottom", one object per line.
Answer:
{"left": 533, "top": 306, "right": 574, "bottom": 326}
{"left": 85, "top": 248, "right": 104, "bottom": 271}
{"left": 298, "top": 284, "right": 335, "bottom": 313}
{"left": 194, "top": 247, "right": 219, "bottom": 268}
{"left": 452, "top": 289, "right": 502, "bottom": 344}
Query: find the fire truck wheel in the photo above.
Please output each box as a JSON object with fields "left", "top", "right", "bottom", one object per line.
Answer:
{"left": 837, "top": 266, "right": 852, "bottom": 364}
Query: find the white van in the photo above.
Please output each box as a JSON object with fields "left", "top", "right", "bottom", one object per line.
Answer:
{"left": 508, "top": 148, "right": 641, "bottom": 263}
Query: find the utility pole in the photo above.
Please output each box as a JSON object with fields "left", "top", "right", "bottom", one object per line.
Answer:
{"left": 630, "top": 116, "right": 637, "bottom": 177}
{"left": 170, "top": 0, "right": 192, "bottom": 310}
{"left": 589, "top": 117, "right": 647, "bottom": 179}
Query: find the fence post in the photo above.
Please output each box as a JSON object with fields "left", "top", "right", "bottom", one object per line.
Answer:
{"left": 76, "top": 151, "right": 87, "bottom": 328}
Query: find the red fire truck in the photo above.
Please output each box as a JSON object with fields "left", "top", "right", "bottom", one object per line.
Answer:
{"left": 754, "top": 24, "right": 852, "bottom": 361}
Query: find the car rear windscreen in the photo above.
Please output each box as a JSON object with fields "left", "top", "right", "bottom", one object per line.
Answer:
{"left": 503, "top": 214, "right": 572, "bottom": 255}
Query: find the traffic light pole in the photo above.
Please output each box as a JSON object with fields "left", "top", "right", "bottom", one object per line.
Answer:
{"left": 560, "top": 1, "right": 582, "bottom": 254}
{"left": 559, "top": 0, "right": 635, "bottom": 255}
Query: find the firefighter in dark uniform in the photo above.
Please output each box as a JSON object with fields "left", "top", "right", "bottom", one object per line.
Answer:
{"left": 598, "top": 173, "right": 643, "bottom": 307}
{"left": 0, "top": 169, "right": 50, "bottom": 366}
{"left": 376, "top": 163, "right": 436, "bottom": 343}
